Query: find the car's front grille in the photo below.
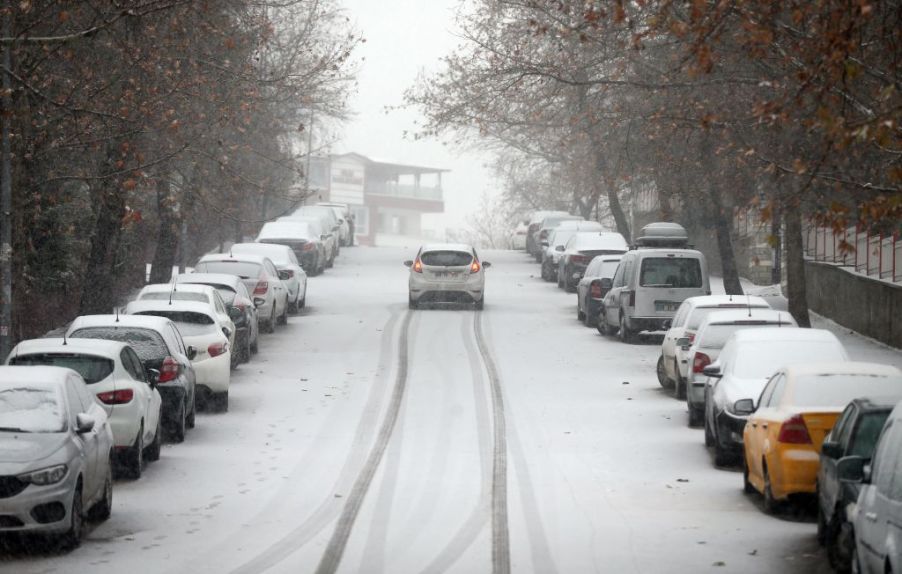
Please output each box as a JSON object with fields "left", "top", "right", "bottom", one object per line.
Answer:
{"left": 0, "top": 476, "right": 28, "bottom": 499}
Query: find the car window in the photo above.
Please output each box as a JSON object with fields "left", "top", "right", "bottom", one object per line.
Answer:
{"left": 0, "top": 384, "right": 67, "bottom": 433}
{"left": 72, "top": 376, "right": 98, "bottom": 412}
{"left": 288, "top": 251, "right": 300, "bottom": 265}
{"left": 195, "top": 260, "right": 263, "bottom": 279}
{"left": 213, "top": 292, "right": 227, "bottom": 314}
{"left": 890, "top": 449, "right": 902, "bottom": 501}
{"left": 10, "top": 353, "right": 115, "bottom": 385}
{"left": 672, "top": 302, "right": 691, "bottom": 328}
{"left": 140, "top": 291, "right": 208, "bottom": 303}
{"left": 265, "top": 260, "right": 279, "bottom": 277}
{"left": 585, "top": 258, "right": 602, "bottom": 276}
{"left": 120, "top": 348, "right": 145, "bottom": 381}
{"left": 611, "top": 261, "right": 625, "bottom": 288}
{"left": 758, "top": 374, "right": 779, "bottom": 408}
{"left": 420, "top": 251, "right": 473, "bottom": 266}
{"left": 849, "top": 411, "right": 892, "bottom": 458}
{"left": 134, "top": 311, "right": 217, "bottom": 336}
{"left": 622, "top": 260, "right": 634, "bottom": 286}
{"left": 831, "top": 404, "right": 856, "bottom": 447}
{"left": 170, "top": 325, "right": 188, "bottom": 355}
{"left": 639, "top": 257, "right": 702, "bottom": 288}
{"left": 64, "top": 382, "right": 83, "bottom": 425}
{"left": 871, "top": 421, "right": 898, "bottom": 494}
{"left": 768, "top": 374, "right": 787, "bottom": 406}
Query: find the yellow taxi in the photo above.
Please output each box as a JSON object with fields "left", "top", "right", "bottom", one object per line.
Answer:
{"left": 740, "top": 362, "right": 902, "bottom": 513}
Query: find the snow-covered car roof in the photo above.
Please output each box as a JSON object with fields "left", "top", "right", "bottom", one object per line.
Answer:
{"left": 728, "top": 327, "right": 841, "bottom": 344}
{"left": 682, "top": 294, "right": 770, "bottom": 308}
{"left": 197, "top": 253, "right": 271, "bottom": 266}
{"left": 257, "top": 221, "right": 316, "bottom": 240}
{"left": 0, "top": 365, "right": 80, "bottom": 386}
{"left": 567, "top": 232, "right": 629, "bottom": 251}
{"left": 529, "top": 210, "right": 569, "bottom": 224}
{"left": 420, "top": 243, "right": 474, "bottom": 253}
{"left": 11, "top": 337, "right": 128, "bottom": 359}
{"left": 141, "top": 283, "right": 213, "bottom": 295}
{"left": 176, "top": 273, "right": 243, "bottom": 289}
{"left": 556, "top": 220, "right": 602, "bottom": 231}
{"left": 125, "top": 299, "right": 219, "bottom": 320}
{"left": 69, "top": 314, "right": 175, "bottom": 334}
{"left": 783, "top": 362, "right": 902, "bottom": 379}
{"left": 230, "top": 242, "right": 295, "bottom": 263}
{"left": 700, "top": 308, "right": 797, "bottom": 327}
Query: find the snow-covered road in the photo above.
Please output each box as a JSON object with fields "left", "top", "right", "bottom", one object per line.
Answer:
{"left": 8, "top": 246, "right": 901, "bottom": 573}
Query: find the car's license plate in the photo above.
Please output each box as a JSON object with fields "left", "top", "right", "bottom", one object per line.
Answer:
{"left": 435, "top": 271, "right": 458, "bottom": 279}
{"left": 655, "top": 300, "right": 679, "bottom": 312}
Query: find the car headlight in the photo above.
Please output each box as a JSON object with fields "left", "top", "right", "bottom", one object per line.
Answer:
{"left": 18, "top": 464, "right": 68, "bottom": 486}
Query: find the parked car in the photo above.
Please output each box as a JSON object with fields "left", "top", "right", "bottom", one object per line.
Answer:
{"left": 405, "top": 243, "right": 491, "bottom": 310}
{"left": 526, "top": 210, "right": 569, "bottom": 258}
{"left": 67, "top": 314, "right": 198, "bottom": 443}
{"left": 558, "top": 231, "right": 629, "bottom": 292}
{"left": 317, "top": 202, "right": 353, "bottom": 246}
{"left": 175, "top": 272, "right": 259, "bottom": 362}
{"left": 658, "top": 295, "right": 771, "bottom": 395}
{"left": 0, "top": 366, "right": 114, "bottom": 547}
{"left": 683, "top": 309, "right": 796, "bottom": 426}
{"left": 8, "top": 339, "right": 163, "bottom": 479}
{"left": 125, "top": 300, "right": 232, "bottom": 412}
{"left": 576, "top": 254, "right": 623, "bottom": 327}
{"left": 742, "top": 363, "right": 902, "bottom": 515}
{"left": 846, "top": 399, "right": 902, "bottom": 573}
{"left": 598, "top": 223, "right": 710, "bottom": 343}
{"left": 510, "top": 219, "right": 529, "bottom": 250}
{"left": 230, "top": 243, "right": 307, "bottom": 312}
{"left": 135, "top": 283, "right": 237, "bottom": 367}
{"left": 540, "top": 221, "right": 604, "bottom": 281}
{"left": 292, "top": 205, "right": 341, "bottom": 259}
{"left": 703, "top": 328, "right": 849, "bottom": 466}
{"left": 818, "top": 396, "right": 901, "bottom": 572}
{"left": 533, "top": 214, "right": 584, "bottom": 262}
{"left": 275, "top": 216, "right": 332, "bottom": 271}
{"left": 193, "top": 253, "right": 289, "bottom": 332}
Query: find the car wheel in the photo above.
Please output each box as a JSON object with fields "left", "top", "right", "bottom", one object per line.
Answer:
{"left": 277, "top": 303, "right": 289, "bottom": 326}
{"left": 596, "top": 309, "right": 610, "bottom": 336}
{"left": 619, "top": 314, "right": 636, "bottom": 344}
{"left": 688, "top": 405, "right": 704, "bottom": 427}
{"left": 674, "top": 363, "right": 687, "bottom": 400}
{"left": 577, "top": 305, "right": 585, "bottom": 321}
{"left": 123, "top": 425, "right": 144, "bottom": 480}
{"left": 213, "top": 391, "right": 229, "bottom": 413}
{"left": 742, "top": 456, "right": 756, "bottom": 494}
{"left": 169, "top": 400, "right": 187, "bottom": 443}
{"left": 298, "top": 296, "right": 306, "bottom": 310}
{"left": 817, "top": 503, "right": 828, "bottom": 546}
{"left": 850, "top": 542, "right": 861, "bottom": 574}
{"left": 656, "top": 355, "right": 673, "bottom": 388}
{"left": 145, "top": 417, "right": 162, "bottom": 462}
{"left": 62, "top": 483, "right": 84, "bottom": 549}
{"left": 475, "top": 297, "right": 484, "bottom": 311}
{"left": 250, "top": 336, "right": 259, "bottom": 354}
{"left": 242, "top": 336, "right": 251, "bottom": 364}
{"left": 762, "top": 465, "right": 779, "bottom": 514}
{"left": 88, "top": 459, "right": 113, "bottom": 522}
{"left": 557, "top": 270, "right": 564, "bottom": 288}
{"left": 265, "top": 309, "right": 276, "bottom": 333}
{"left": 704, "top": 410, "right": 715, "bottom": 447}
{"left": 409, "top": 295, "right": 418, "bottom": 310}
{"left": 713, "top": 426, "right": 733, "bottom": 467}
{"left": 832, "top": 522, "right": 854, "bottom": 574}
{"left": 186, "top": 395, "right": 196, "bottom": 429}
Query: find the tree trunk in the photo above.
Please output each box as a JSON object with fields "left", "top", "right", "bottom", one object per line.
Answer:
{"left": 149, "top": 177, "right": 179, "bottom": 284}
{"left": 784, "top": 206, "right": 811, "bottom": 327}
{"left": 80, "top": 181, "right": 127, "bottom": 314}
{"left": 707, "top": 186, "right": 744, "bottom": 295}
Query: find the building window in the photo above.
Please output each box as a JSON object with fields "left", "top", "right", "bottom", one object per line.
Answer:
{"left": 352, "top": 206, "right": 369, "bottom": 236}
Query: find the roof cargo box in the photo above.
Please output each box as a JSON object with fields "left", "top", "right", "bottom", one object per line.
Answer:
{"left": 635, "top": 222, "right": 689, "bottom": 247}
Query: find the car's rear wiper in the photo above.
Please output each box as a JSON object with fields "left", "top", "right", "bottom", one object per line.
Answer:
{"left": 0, "top": 426, "right": 30, "bottom": 433}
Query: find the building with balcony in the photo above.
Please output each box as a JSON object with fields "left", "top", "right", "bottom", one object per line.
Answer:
{"left": 307, "top": 152, "right": 446, "bottom": 246}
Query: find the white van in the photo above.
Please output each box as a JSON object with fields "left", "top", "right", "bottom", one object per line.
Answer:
{"left": 597, "top": 223, "right": 710, "bottom": 343}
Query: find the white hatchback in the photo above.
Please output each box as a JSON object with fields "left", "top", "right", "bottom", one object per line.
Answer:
{"left": 7, "top": 338, "right": 163, "bottom": 479}
{"left": 405, "top": 244, "right": 491, "bottom": 310}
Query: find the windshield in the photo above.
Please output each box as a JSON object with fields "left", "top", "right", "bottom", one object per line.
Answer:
{"left": 134, "top": 311, "right": 216, "bottom": 336}
{"left": 420, "top": 251, "right": 473, "bottom": 266}
{"left": 70, "top": 327, "right": 168, "bottom": 363}
{"left": 732, "top": 342, "right": 842, "bottom": 378}
{"left": 640, "top": 258, "right": 703, "bottom": 288}
{"left": 195, "top": 261, "right": 262, "bottom": 279}
{"left": 0, "top": 386, "right": 66, "bottom": 433}
{"left": 140, "top": 291, "right": 209, "bottom": 304}
{"left": 9, "top": 354, "right": 115, "bottom": 385}
{"left": 792, "top": 374, "right": 902, "bottom": 408}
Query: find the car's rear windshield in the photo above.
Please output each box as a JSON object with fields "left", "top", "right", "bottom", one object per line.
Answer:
{"left": 733, "top": 341, "right": 841, "bottom": 378}
{"left": 420, "top": 251, "right": 473, "bottom": 266}
{"left": 134, "top": 311, "right": 216, "bottom": 336}
{"left": 195, "top": 261, "right": 261, "bottom": 279}
{"left": 639, "top": 257, "right": 703, "bottom": 288}
{"left": 543, "top": 217, "right": 580, "bottom": 228}
{"left": 688, "top": 306, "right": 766, "bottom": 330}
{"left": 552, "top": 231, "right": 577, "bottom": 248}
{"left": 140, "top": 291, "right": 208, "bottom": 303}
{"left": 791, "top": 374, "right": 902, "bottom": 408}
{"left": 850, "top": 411, "right": 893, "bottom": 458}
{"left": 70, "top": 327, "right": 168, "bottom": 363}
{"left": 697, "top": 323, "right": 782, "bottom": 349}
{"left": 9, "top": 353, "right": 115, "bottom": 385}
{"left": 0, "top": 386, "right": 66, "bottom": 433}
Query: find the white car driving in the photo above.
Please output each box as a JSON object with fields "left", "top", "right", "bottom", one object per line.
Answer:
{"left": 8, "top": 339, "right": 163, "bottom": 479}
{"left": 405, "top": 243, "right": 491, "bottom": 310}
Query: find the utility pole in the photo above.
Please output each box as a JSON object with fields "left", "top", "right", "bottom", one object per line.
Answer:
{"left": 1, "top": 10, "right": 13, "bottom": 358}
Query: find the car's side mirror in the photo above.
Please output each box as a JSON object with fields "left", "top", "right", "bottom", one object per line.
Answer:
{"left": 676, "top": 337, "right": 691, "bottom": 349}
{"left": 836, "top": 455, "right": 867, "bottom": 482}
{"left": 278, "top": 270, "right": 291, "bottom": 281}
{"left": 403, "top": 260, "right": 414, "bottom": 267}
{"left": 600, "top": 277, "right": 613, "bottom": 290}
{"left": 222, "top": 327, "right": 232, "bottom": 338}
{"left": 555, "top": 245, "right": 565, "bottom": 252}
{"left": 228, "top": 306, "right": 242, "bottom": 321}
{"left": 732, "top": 398, "right": 755, "bottom": 416}
{"left": 76, "top": 413, "right": 95, "bottom": 434}
{"left": 702, "top": 364, "right": 722, "bottom": 378}
{"left": 821, "top": 441, "right": 843, "bottom": 460}
{"left": 483, "top": 261, "right": 492, "bottom": 268}
{"left": 253, "top": 297, "right": 265, "bottom": 308}
{"left": 147, "top": 368, "right": 160, "bottom": 387}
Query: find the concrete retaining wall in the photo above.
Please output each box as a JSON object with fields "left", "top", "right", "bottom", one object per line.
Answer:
{"left": 805, "top": 260, "right": 902, "bottom": 349}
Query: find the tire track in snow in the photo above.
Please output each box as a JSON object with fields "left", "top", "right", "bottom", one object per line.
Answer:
{"left": 226, "top": 305, "right": 406, "bottom": 574}
{"left": 314, "top": 309, "right": 415, "bottom": 574}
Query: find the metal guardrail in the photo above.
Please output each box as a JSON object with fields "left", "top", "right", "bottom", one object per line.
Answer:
{"left": 804, "top": 224, "right": 902, "bottom": 283}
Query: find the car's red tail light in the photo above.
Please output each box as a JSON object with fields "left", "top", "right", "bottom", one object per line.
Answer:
{"left": 692, "top": 352, "right": 711, "bottom": 373}
{"left": 158, "top": 357, "right": 180, "bottom": 383}
{"left": 302, "top": 242, "right": 316, "bottom": 251}
{"left": 208, "top": 342, "right": 228, "bottom": 358}
{"left": 413, "top": 259, "right": 423, "bottom": 273}
{"left": 253, "top": 280, "right": 268, "bottom": 295}
{"left": 470, "top": 261, "right": 481, "bottom": 273}
{"left": 590, "top": 281, "right": 603, "bottom": 298}
{"left": 778, "top": 415, "right": 812, "bottom": 444}
{"left": 570, "top": 254, "right": 589, "bottom": 264}
{"left": 687, "top": 332, "right": 696, "bottom": 343}
{"left": 97, "top": 389, "right": 134, "bottom": 405}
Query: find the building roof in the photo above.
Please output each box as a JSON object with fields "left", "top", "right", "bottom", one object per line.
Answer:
{"left": 334, "top": 152, "right": 449, "bottom": 175}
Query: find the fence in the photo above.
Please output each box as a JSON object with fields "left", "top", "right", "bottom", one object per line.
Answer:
{"left": 803, "top": 224, "right": 902, "bottom": 283}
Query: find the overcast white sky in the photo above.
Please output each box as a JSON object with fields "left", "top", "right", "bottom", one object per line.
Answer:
{"left": 334, "top": 0, "right": 494, "bottom": 231}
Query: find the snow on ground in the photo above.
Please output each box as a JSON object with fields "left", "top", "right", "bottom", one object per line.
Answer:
{"left": 4, "top": 246, "right": 900, "bottom": 573}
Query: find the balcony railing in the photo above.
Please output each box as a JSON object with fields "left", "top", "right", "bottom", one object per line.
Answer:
{"left": 368, "top": 182, "right": 443, "bottom": 201}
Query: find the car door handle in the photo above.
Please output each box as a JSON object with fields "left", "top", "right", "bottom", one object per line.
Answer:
{"left": 865, "top": 512, "right": 878, "bottom": 522}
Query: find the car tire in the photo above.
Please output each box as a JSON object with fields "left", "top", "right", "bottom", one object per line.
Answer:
{"left": 674, "top": 368, "right": 687, "bottom": 400}
{"left": 619, "top": 314, "right": 636, "bottom": 344}
{"left": 169, "top": 400, "right": 187, "bottom": 443}
{"left": 762, "top": 465, "right": 779, "bottom": 514}
{"left": 88, "top": 459, "right": 113, "bottom": 522}
{"left": 584, "top": 303, "right": 596, "bottom": 327}
{"left": 242, "top": 336, "right": 252, "bottom": 364}
{"left": 688, "top": 405, "right": 704, "bottom": 427}
{"left": 250, "top": 336, "right": 259, "bottom": 355}
{"left": 409, "top": 296, "right": 418, "bottom": 310}
{"left": 186, "top": 395, "right": 196, "bottom": 429}
{"left": 213, "top": 391, "right": 229, "bottom": 413}
{"left": 265, "top": 309, "right": 276, "bottom": 334}
{"left": 656, "top": 355, "right": 673, "bottom": 388}
{"left": 557, "top": 270, "right": 564, "bottom": 288}
{"left": 145, "top": 417, "right": 162, "bottom": 462}
{"left": 596, "top": 309, "right": 610, "bottom": 336}
{"left": 62, "top": 483, "right": 84, "bottom": 549}
{"left": 277, "top": 303, "right": 289, "bottom": 326}
{"left": 704, "top": 412, "right": 715, "bottom": 447}
{"left": 123, "top": 424, "right": 144, "bottom": 480}
{"left": 577, "top": 305, "right": 585, "bottom": 321}
{"left": 475, "top": 298, "right": 484, "bottom": 311}
{"left": 850, "top": 543, "right": 861, "bottom": 574}
{"left": 298, "top": 296, "right": 306, "bottom": 310}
